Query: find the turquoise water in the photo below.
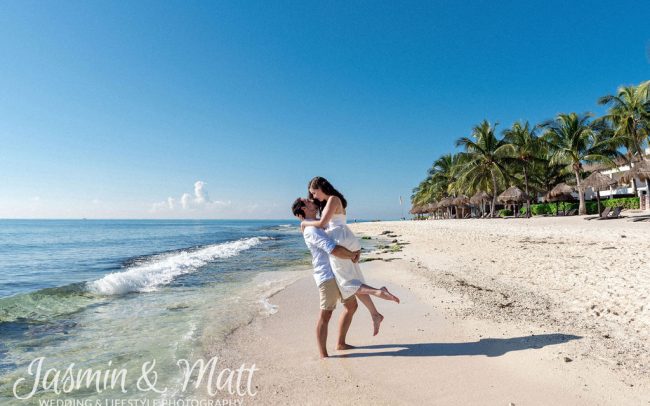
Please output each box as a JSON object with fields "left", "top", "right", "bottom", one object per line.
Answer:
{"left": 0, "top": 220, "right": 308, "bottom": 404}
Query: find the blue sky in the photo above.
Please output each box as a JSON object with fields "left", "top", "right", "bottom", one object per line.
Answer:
{"left": 1, "top": 1, "right": 648, "bottom": 219}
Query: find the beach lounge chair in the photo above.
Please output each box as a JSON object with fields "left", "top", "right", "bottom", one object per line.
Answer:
{"left": 585, "top": 206, "right": 611, "bottom": 220}
{"left": 598, "top": 206, "right": 623, "bottom": 220}
{"left": 566, "top": 208, "right": 577, "bottom": 216}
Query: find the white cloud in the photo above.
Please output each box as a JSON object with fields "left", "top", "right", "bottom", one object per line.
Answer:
{"left": 151, "top": 181, "right": 231, "bottom": 215}
{"left": 194, "top": 181, "right": 209, "bottom": 204}
{"left": 180, "top": 193, "right": 192, "bottom": 209}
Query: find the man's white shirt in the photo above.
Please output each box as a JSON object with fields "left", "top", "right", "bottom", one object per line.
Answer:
{"left": 302, "top": 225, "right": 337, "bottom": 286}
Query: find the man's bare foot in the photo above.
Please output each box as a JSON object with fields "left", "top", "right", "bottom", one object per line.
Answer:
{"left": 372, "top": 313, "right": 384, "bottom": 336}
{"left": 336, "top": 343, "right": 356, "bottom": 350}
{"left": 378, "top": 287, "right": 400, "bottom": 303}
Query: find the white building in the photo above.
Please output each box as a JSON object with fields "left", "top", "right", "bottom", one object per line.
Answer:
{"left": 584, "top": 148, "right": 650, "bottom": 211}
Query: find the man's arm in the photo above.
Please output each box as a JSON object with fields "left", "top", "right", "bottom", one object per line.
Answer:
{"left": 305, "top": 227, "right": 361, "bottom": 263}
{"left": 331, "top": 245, "right": 361, "bottom": 263}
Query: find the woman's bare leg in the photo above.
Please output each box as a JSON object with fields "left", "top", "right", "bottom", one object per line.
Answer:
{"left": 356, "top": 293, "right": 384, "bottom": 336}
{"left": 357, "top": 283, "right": 400, "bottom": 303}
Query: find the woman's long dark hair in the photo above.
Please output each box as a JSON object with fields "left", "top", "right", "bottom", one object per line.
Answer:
{"left": 308, "top": 176, "right": 347, "bottom": 214}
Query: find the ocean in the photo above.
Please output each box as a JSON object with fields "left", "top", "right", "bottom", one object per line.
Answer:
{"left": 0, "top": 219, "right": 311, "bottom": 404}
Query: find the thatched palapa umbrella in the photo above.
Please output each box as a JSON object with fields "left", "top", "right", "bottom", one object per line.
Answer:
{"left": 497, "top": 186, "right": 529, "bottom": 217}
{"left": 470, "top": 191, "right": 491, "bottom": 217}
{"left": 621, "top": 160, "right": 650, "bottom": 182}
{"left": 453, "top": 195, "right": 470, "bottom": 206}
{"left": 582, "top": 172, "right": 617, "bottom": 214}
{"left": 469, "top": 191, "right": 490, "bottom": 204}
{"left": 544, "top": 183, "right": 575, "bottom": 215}
{"left": 546, "top": 183, "right": 574, "bottom": 201}
{"left": 424, "top": 202, "right": 437, "bottom": 219}
{"left": 621, "top": 161, "right": 650, "bottom": 211}
{"left": 452, "top": 195, "right": 470, "bottom": 219}
{"left": 438, "top": 197, "right": 454, "bottom": 219}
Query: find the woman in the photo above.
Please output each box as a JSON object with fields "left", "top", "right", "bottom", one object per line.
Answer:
{"left": 301, "top": 176, "right": 399, "bottom": 336}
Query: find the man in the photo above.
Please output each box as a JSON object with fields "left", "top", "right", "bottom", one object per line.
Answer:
{"left": 292, "top": 197, "right": 359, "bottom": 359}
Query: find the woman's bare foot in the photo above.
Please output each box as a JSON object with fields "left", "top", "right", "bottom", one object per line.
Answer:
{"left": 372, "top": 313, "right": 384, "bottom": 336}
{"left": 336, "top": 343, "right": 356, "bottom": 350}
{"left": 378, "top": 287, "right": 400, "bottom": 303}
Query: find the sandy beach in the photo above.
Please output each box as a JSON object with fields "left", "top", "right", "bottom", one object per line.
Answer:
{"left": 207, "top": 215, "right": 650, "bottom": 405}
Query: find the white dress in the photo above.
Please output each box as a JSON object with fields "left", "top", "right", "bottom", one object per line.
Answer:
{"left": 326, "top": 213, "right": 365, "bottom": 299}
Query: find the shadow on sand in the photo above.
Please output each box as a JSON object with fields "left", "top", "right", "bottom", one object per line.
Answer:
{"left": 330, "top": 333, "right": 581, "bottom": 358}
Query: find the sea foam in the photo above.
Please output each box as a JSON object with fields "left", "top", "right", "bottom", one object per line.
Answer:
{"left": 87, "top": 237, "right": 268, "bottom": 295}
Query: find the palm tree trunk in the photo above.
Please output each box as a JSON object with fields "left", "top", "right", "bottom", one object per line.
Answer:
{"left": 490, "top": 174, "right": 498, "bottom": 218}
{"left": 646, "top": 179, "right": 650, "bottom": 211}
{"left": 523, "top": 167, "right": 530, "bottom": 218}
{"left": 642, "top": 155, "right": 650, "bottom": 211}
{"left": 575, "top": 169, "right": 586, "bottom": 215}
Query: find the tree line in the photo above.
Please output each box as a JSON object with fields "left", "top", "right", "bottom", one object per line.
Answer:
{"left": 411, "top": 80, "right": 650, "bottom": 217}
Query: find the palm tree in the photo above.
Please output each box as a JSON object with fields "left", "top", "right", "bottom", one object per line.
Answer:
{"left": 429, "top": 153, "right": 466, "bottom": 217}
{"left": 598, "top": 81, "right": 650, "bottom": 161}
{"left": 410, "top": 153, "right": 464, "bottom": 217}
{"left": 455, "top": 120, "right": 510, "bottom": 217}
{"left": 541, "top": 113, "right": 618, "bottom": 215}
{"left": 411, "top": 178, "right": 434, "bottom": 207}
{"left": 598, "top": 81, "right": 650, "bottom": 203}
{"left": 502, "top": 121, "right": 544, "bottom": 217}
{"left": 534, "top": 157, "right": 574, "bottom": 196}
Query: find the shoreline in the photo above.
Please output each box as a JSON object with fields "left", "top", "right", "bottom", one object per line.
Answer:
{"left": 205, "top": 217, "right": 650, "bottom": 405}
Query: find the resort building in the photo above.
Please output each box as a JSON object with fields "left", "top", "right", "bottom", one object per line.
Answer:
{"left": 584, "top": 148, "right": 650, "bottom": 211}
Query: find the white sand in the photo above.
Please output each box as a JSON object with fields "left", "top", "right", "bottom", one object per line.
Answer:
{"left": 206, "top": 215, "right": 650, "bottom": 405}
{"left": 351, "top": 215, "right": 650, "bottom": 379}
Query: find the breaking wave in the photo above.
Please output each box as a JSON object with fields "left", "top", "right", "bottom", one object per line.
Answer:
{"left": 87, "top": 237, "right": 269, "bottom": 295}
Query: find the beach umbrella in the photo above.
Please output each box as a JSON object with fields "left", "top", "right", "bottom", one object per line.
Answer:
{"left": 497, "top": 186, "right": 529, "bottom": 217}
{"left": 452, "top": 195, "right": 470, "bottom": 206}
{"left": 426, "top": 202, "right": 437, "bottom": 218}
{"left": 547, "top": 183, "right": 575, "bottom": 199}
{"left": 582, "top": 172, "right": 618, "bottom": 214}
{"left": 428, "top": 202, "right": 441, "bottom": 219}
{"left": 409, "top": 205, "right": 422, "bottom": 218}
{"left": 543, "top": 191, "right": 575, "bottom": 203}
{"left": 544, "top": 183, "right": 576, "bottom": 215}
{"left": 438, "top": 197, "right": 454, "bottom": 219}
{"left": 497, "top": 186, "right": 529, "bottom": 203}
{"left": 470, "top": 191, "right": 491, "bottom": 217}
{"left": 620, "top": 160, "right": 650, "bottom": 182}
{"left": 438, "top": 197, "right": 453, "bottom": 207}
{"left": 469, "top": 191, "right": 491, "bottom": 204}
{"left": 621, "top": 160, "right": 650, "bottom": 211}
{"left": 452, "top": 195, "right": 470, "bottom": 219}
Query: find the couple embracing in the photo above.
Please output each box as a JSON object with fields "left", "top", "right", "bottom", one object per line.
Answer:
{"left": 291, "top": 176, "right": 399, "bottom": 358}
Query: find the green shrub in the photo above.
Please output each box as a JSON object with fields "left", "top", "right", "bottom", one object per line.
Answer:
{"left": 601, "top": 197, "right": 639, "bottom": 209}
{"left": 498, "top": 209, "right": 513, "bottom": 217}
{"left": 523, "top": 197, "right": 639, "bottom": 216}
